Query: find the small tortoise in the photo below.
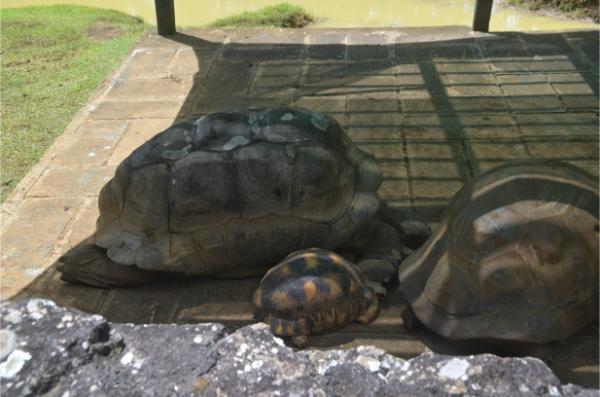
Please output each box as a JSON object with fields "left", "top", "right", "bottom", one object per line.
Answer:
{"left": 399, "top": 161, "right": 599, "bottom": 343}
{"left": 253, "top": 248, "right": 379, "bottom": 347}
{"left": 59, "top": 107, "right": 419, "bottom": 287}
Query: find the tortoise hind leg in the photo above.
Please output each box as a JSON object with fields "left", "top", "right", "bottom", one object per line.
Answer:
{"left": 401, "top": 305, "right": 423, "bottom": 332}
{"left": 58, "top": 237, "right": 157, "bottom": 288}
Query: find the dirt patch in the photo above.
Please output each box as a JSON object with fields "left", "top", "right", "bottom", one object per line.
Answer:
{"left": 85, "top": 21, "right": 123, "bottom": 41}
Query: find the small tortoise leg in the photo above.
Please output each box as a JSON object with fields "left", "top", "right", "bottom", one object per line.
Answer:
{"left": 58, "top": 237, "right": 157, "bottom": 288}
{"left": 290, "top": 334, "right": 310, "bottom": 348}
{"left": 401, "top": 305, "right": 423, "bottom": 332}
{"left": 356, "top": 290, "right": 380, "bottom": 324}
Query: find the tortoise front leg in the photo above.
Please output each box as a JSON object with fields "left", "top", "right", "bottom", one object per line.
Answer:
{"left": 376, "top": 201, "right": 431, "bottom": 249}
{"left": 342, "top": 220, "right": 403, "bottom": 285}
{"left": 290, "top": 334, "right": 310, "bottom": 348}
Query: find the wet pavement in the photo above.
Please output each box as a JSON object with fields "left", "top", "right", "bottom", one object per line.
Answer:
{"left": 1, "top": 26, "right": 598, "bottom": 387}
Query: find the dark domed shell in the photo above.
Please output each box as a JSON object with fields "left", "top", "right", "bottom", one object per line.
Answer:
{"left": 399, "top": 161, "right": 599, "bottom": 342}
{"left": 93, "top": 108, "right": 382, "bottom": 275}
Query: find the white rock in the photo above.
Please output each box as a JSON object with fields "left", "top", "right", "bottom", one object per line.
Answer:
{"left": 120, "top": 351, "right": 134, "bottom": 366}
{"left": 438, "top": 358, "right": 470, "bottom": 380}
{"left": 549, "top": 385, "right": 561, "bottom": 396}
{"left": 237, "top": 343, "right": 248, "bottom": 355}
{"left": 4, "top": 310, "right": 22, "bottom": 324}
{"left": 251, "top": 360, "right": 263, "bottom": 369}
{"left": 0, "top": 329, "right": 17, "bottom": 362}
{"left": 193, "top": 335, "right": 204, "bottom": 345}
{"left": 132, "top": 358, "right": 144, "bottom": 369}
{"left": 356, "top": 356, "right": 381, "bottom": 373}
{"left": 0, "top": 349, "right": 32, "bottom": 379}
{"left": 356, "top": 345, "right": 384, "bottom": 357}
{"left": 26, "top": 299, "right": 52, "bottom": 320}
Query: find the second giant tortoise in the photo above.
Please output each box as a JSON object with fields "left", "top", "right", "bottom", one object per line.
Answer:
{"left": 399, "top": 161, "right": 599, "bottom": 343}
{"left": 59, "top": 107, "right": 417, "bottom": 287}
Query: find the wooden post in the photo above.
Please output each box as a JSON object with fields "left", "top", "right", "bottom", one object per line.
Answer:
{"left": 472, "top": 0, "right": 493, "bottom": 32}
{"left": 155, "top": 0, "right": 176, "bottom": 36}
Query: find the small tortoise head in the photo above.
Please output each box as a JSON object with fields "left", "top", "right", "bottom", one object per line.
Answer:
{"left": 355, "top": 286, "right": 379, "bottom": 324}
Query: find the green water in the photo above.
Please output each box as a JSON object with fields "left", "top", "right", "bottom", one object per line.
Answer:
{"left": 2, "top": 0, "right": 598, "bottom": 31}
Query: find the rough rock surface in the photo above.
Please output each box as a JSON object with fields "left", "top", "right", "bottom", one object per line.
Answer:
{"left": 0, "top": 299, "right": 597, "bottom": 397}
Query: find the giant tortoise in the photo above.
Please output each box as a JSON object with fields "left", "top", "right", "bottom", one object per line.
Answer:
{"left": 399, "top": 161, "right": 599, "bottom": 343}
{"left": 59, "top": 107, "right": 425, "bottom": 287}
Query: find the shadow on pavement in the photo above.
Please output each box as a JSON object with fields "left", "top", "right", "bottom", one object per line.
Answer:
{"left": 12, "top": 27, "right": 599, "bottom": 387}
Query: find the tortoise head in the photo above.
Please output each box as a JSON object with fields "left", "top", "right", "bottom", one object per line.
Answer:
{"left": 355, "top": 286, "right": 379, "bottom": 324}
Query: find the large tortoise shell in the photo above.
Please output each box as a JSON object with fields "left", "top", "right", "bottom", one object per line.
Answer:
{"left": 94, "top": 107, "right": 381, "bottom": 275}
{"left": 399, "top": 161, "right": 599, "bottom": 342}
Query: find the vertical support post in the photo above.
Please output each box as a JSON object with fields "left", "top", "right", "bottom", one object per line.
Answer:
{"left": 155, "top": 0, "right": 176, "bottom": 36}
{"left": 472, "top": 0, "right": 493, "bottom": 32}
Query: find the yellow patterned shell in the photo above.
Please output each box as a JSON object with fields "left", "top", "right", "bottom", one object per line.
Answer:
{"left": 253, "top": 248, "right": 376, "bottom": 336}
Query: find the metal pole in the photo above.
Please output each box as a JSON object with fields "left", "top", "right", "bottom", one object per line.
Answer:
{"left": 155, "top": 0, "right": 176, "bottom": 36}
{"left": 472, "top": 0, "right": 493, "bottom": 32}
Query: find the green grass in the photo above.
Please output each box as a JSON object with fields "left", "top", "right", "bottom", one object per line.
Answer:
{"left": 207, "top": 3, "right": 314, "bottom": 28}
{"left": 1, "top": 5, "right": 147, "bottom": 201}
{"left": 507, "top": 0, "right": 599, "bottom": 21}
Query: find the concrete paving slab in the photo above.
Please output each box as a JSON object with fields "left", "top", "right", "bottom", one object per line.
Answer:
{"left": 120, "top": 47, "right": 178, "bottom": 80}
{"left": 89, "top": 100, "right": 185, "bottom": 120}
{"left": 1, "top": 197, "right": 80, "bottom": 296}
{"left": 167, "top": 47, "right": 218, "bottom": 79}
{"left": 107, "top": 119, "right": 175, "bottom": 165}
{"left": 2, "top": 26, "right": 598, "bottom": 388}
{"left": 27, "top": 166, "right": 116, "bottom": 198}
{"left": 51, "top": 120, "right": 129, "bottom": 167}
{"left": 516, "top": 113, "right": 599, "bottom": 137}
{"left": 106, "top": 77, "right": 194, "bottom": 100}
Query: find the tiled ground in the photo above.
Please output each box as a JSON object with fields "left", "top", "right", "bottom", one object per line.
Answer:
{"left": 1, "top": 26, "right": 598, "bottom": 387}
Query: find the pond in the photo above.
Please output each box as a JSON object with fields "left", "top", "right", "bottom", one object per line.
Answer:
{"left": 2, "top": 0, "right": 598, "bottom": 31}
